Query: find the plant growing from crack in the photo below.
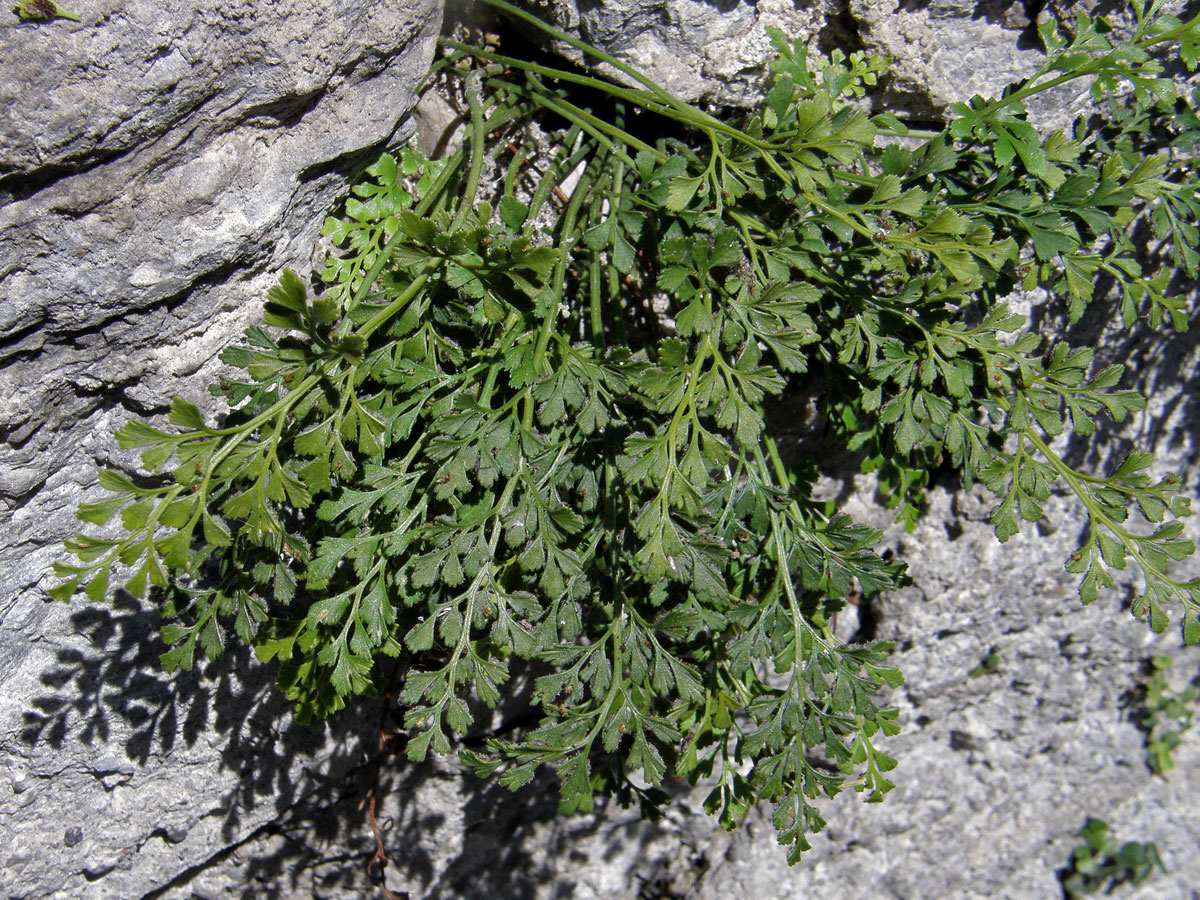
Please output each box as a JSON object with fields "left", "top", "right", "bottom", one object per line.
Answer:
{"left": 1059, "top": 817, "right": 1166, "bottom": 898}
{"left": 54, "top": 0, "right": 1200, "bottom": 867}
{"left": 1135, "top": 654, "right": 1197, "bottom": 775}
{"left": 969, "top": 647, "right": 1003, "bottom": 677}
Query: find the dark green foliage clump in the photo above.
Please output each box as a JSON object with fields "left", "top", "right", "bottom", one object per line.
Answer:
{"left": 1060, "top": 818, "right": 1167, "bottom": 898}
{"left": 1137, "top": 654, "right": 1197, "bottom": 775}
{"left": 54, "top": 0, "right": 1200, "bottom": 862}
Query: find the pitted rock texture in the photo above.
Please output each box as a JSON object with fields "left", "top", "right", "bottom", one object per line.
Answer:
{"left": 692, "top": 477, "right": 1200, "bottom": 900}
{"left": 525, "top": 0, "right": 1192, "bottom": 124}
{"left": 850, "top": 0, "right": 1046, "bottom": 116}
{"left": 3, "top": 1, "right": 1200, "bottom": 899}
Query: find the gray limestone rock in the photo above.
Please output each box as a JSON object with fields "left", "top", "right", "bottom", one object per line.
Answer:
{"left": 516, "top": 0, "right": 838, "bottom": 107}
{"left": 849, "top": 0, "right": 1197, "bottom": 126}
{"left": 512, "top": 0, "right": 1048, "bottom": 114}
{"left": 694, "top": 471, "right": 1200, "bottom": 900}
{"left": 849, "top": 0, "right": 1048, "bottom": 117}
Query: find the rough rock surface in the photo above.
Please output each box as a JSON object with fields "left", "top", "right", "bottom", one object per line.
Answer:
{"left": 0, "top": 1, "right": 441, "bottom": 897}
{"left": 524, "top": 0, "right": 838, "bottom": 107}
{"left": 526, "top": 0, "right": 1190, "bottom": 126}
{"left": 850, "top": 0, "right": 1048, "bottom": 116}
{"left": 3, "top": 1, "right": 1200, "bottom": 899}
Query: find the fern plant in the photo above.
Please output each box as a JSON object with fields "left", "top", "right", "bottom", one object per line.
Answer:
{"left": 54, "top": 0, "right": 1200, "bottom": 863}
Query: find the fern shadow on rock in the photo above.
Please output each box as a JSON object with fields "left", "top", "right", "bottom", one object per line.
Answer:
{"left": 16, "top": 591, "right": 655, "bottom": 897}
{"left": 188, "top": 715, "right": 668, "bottom": 899}
{"left": 18, "top": 591, "right": 371, "bottom": 841}
{"left": 16, "top": 585, "right": 675, "bottom": 899}
{"left": 418, "top": 771, "right": 698, "bottom": 900}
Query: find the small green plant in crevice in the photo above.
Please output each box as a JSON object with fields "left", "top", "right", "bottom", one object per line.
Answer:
{"left": 52, "top": 0, "right": 1200, "bottom": 866}
{"left": 969, "top": 647, "right": 1002, "bottom": 677}
{"left": 14, "top": 0, "right": 80, "bottom": 22}
{"left": 1136, "top": 654, "right": 1197, "bottom": 775}
{"left": 1059, "top": 817, "right": 1166, "bottom": 898}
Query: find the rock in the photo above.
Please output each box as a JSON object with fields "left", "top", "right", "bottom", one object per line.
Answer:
{"left": 514, "top": 0, "right": 1048, "bottom": 114}
{"left": 0, "top": 0, "right": 441, "bottom": 517}
{"left": 849, "top": 0, "right": 1046, "bottom": 117}
{"left": 0, "top": 0, "right": 440, "bottom": 897}
{"left": 519, "top": 0, "right": 838, "bottom": 107}
{"left": 694, "top": 475, "right": 1200, "bottom": 900}
{"left": 522, "top": 0, "right": 1189, "bottom": 130}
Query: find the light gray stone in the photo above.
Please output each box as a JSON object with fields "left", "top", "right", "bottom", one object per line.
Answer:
{"left": 694, "top": 477, "right": 1200, "bottom": 900}
{"left": 850, "top": 0, "right": 1047, "bottom": 117}
{"left": 0, "top": 1, "right": 441, "bottom": 898}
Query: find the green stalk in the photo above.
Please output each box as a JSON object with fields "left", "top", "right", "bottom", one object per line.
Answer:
{"left": 478, "top": 0, "right": 714, "bottom": 118}
{"left": 525, "top": 125, "right": 590, "bottom": 223}
{"left": 588, "top": 250, "right": 604, "bottom": 348}
{"left": 358, "top": 71, "right": 489, "bottom": 342}
{"left": 536, "top": 169, "right": 594, "bottom": 369}
{"left": 506, "top": 75, "right": 646, "bottom": 167}
{"left": 440, "top": 38, "right": 663, "bottom": 112}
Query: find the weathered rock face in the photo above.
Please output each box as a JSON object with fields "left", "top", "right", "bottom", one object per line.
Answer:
{"left": 524, "top": 0, "right": 1187, "bottom": 126}
{"left": 851, "top": 0, "right": 1045, "bottom": 116}
{"left": 0, "top": 1, "right": 441, "bottom": 897}
{"left": 1, "top": 0, "right": 442, "bottom": 506}
{"left": 524, "top": 0, "right": 837, "bottom": 107}
{"left": 520, "top": 0, "right": 1067, "bottom": 113}
{"left": 2, "top": 1, "right": 1199, "bottom": 899}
